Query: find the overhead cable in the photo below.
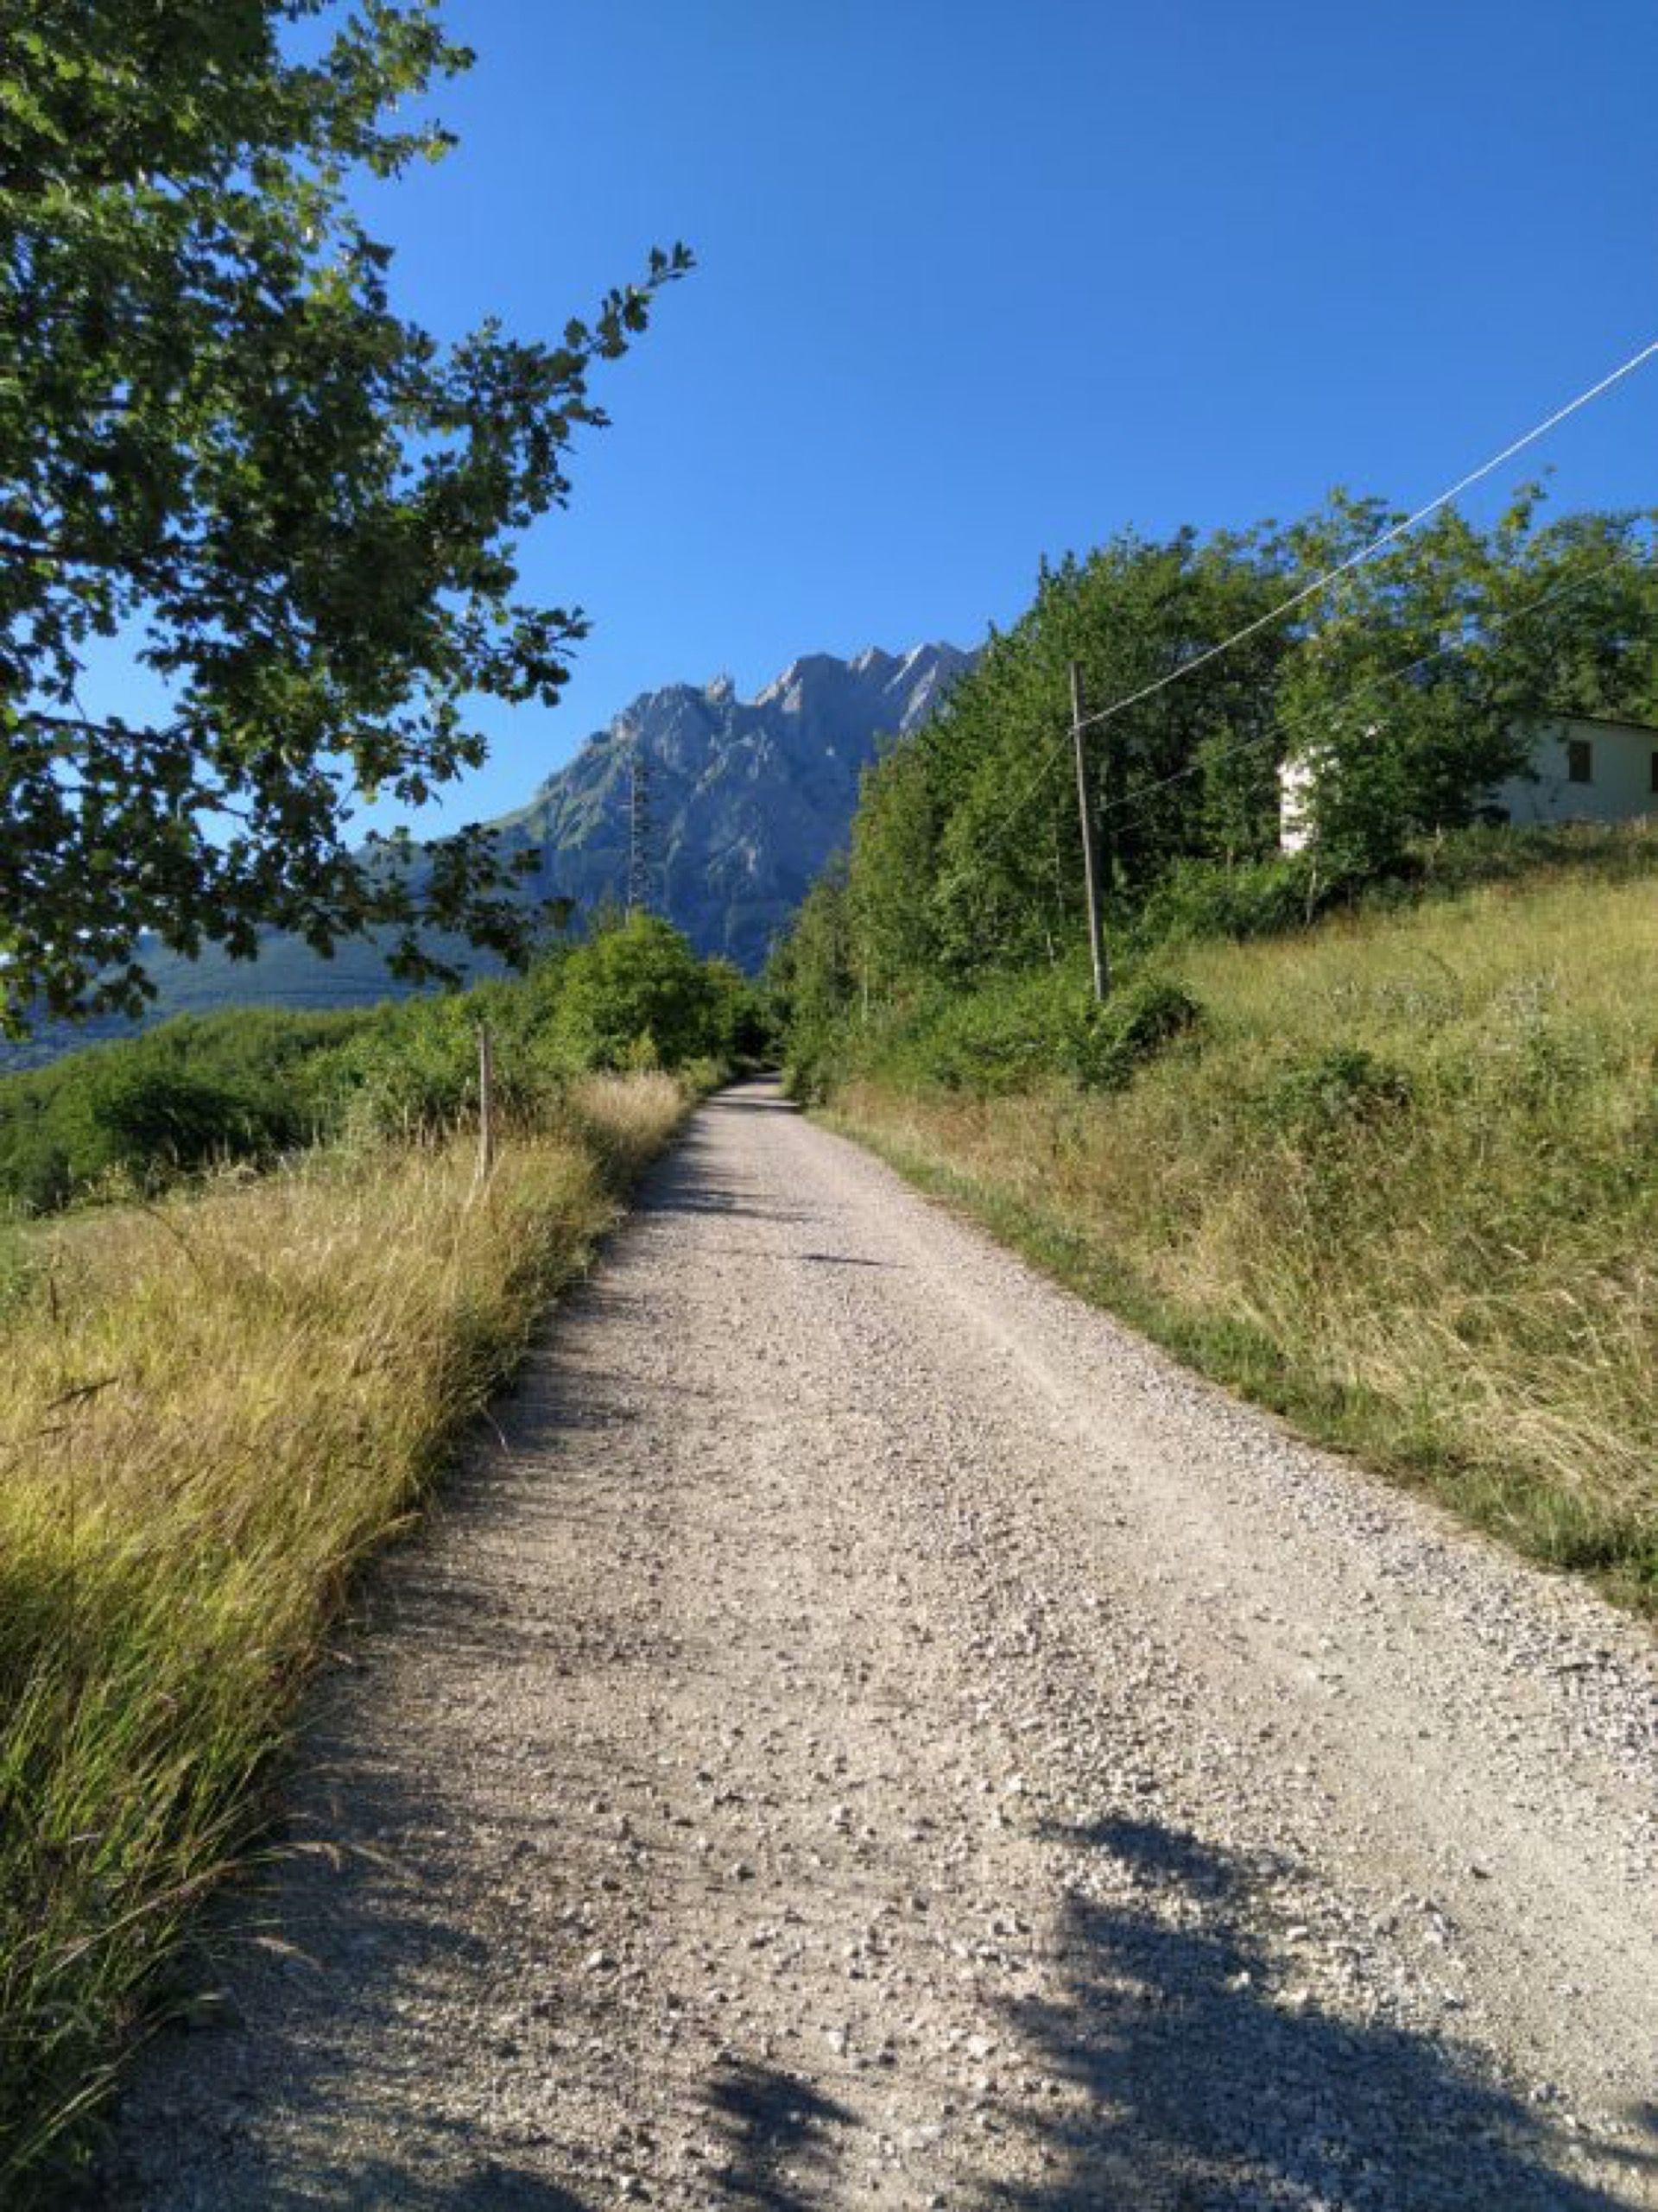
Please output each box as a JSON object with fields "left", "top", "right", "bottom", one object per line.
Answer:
{"left": 1072, "top": 334, "right": 1658, "bottom": 740}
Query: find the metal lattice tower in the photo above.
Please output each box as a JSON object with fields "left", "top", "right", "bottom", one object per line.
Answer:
{"left": 626, "top": 740, "right": 652, "bottom": 914}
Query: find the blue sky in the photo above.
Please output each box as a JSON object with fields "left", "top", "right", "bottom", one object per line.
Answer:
{"left": 113, "top": 1, "right": 1658, "bottom": 830}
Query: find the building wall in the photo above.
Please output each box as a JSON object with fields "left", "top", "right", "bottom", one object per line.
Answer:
{"left": 1279, "top": 715, "right": 1658, "bottom": 850}
{"left": 1492, "top": 716, "right": 1658, "bottom": 829}
{"left": 1279, "top": 752, "right": 1318, "bottom": 853}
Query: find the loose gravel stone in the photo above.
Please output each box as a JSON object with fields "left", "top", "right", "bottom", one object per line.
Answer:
{"left": 108, "top": 1080, "right": 1656, "bottom": 2209}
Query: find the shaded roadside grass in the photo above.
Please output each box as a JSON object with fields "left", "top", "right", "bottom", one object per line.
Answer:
{"left": 0, "top": 1072, "right": 688, "bottom": 2196}
{"left": 826, "top": 871, "right": 1658, "bottom": 1612}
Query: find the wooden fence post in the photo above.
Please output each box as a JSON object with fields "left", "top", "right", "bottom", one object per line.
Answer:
{"left": 475, "top": 1022, "right": 496, "bottom": 1183}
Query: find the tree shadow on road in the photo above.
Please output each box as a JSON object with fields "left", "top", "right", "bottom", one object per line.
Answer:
{"left": 633, "top": 1104, "right": 814, "bottom": 1226}
{"left": 980, "top": 1815, "right": 1649, "bottom": 2210}
{"left": 645, "top": 1175, "right": 815, "bottom": 1224}
{"left": 700, "top": 2057, "right": 854, "bottom": 2208}
{"left": 92, "top": 1731, "right": 632, "bottom": 2212}
{"left": 701, "top": 1086, "right": 797, "bottom": 1116}
{"left": 193, "top": 2154, "right": 596, "bottom": 2211}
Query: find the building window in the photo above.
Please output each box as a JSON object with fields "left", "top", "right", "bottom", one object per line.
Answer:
{"left": 1566, "top": 736, "right": 1592, "bottom": 785}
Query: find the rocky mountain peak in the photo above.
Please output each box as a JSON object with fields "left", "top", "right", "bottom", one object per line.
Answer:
{"left": 17, "top": 642, "right": 976, "bottom": 1051}
{"left": 493, "top": 642, "right": 973, "bottom": 970}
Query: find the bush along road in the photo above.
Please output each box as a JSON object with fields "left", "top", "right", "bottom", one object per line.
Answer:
{"left": 111, "top": 1081, "right": 1657, "bottom": 2210}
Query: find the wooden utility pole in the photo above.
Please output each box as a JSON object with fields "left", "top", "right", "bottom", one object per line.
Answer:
{"left": 1068, "top": 660, "right": 1110, "bottom": 1001}
{"left": 475, "top": 1021, "right": 496, "bottom": 1183}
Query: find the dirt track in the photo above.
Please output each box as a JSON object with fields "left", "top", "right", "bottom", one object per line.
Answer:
{"left": 114, "top": 1079, "right": 1657, "bottom": 2209}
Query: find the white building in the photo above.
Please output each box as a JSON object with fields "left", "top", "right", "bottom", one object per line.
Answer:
{"left": 1490, "top": 713, "right": 1658, "bottom": 830}
{"left": 1281, "top": 711, "right": 1658, "bottom": 853}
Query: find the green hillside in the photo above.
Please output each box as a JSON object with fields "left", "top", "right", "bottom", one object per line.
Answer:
{"left": 794, "top": 831, "right": 1658, "bottom": 1608}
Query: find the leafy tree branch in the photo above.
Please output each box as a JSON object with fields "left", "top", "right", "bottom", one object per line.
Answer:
{"left": 0, "top": 0, "right": 692, "bottom": 1028}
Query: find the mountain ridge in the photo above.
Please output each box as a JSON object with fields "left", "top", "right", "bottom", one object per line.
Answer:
{"left": 7, "top": 642, "right": 972, "bottom": 1063}
{"left": 484, "top": 641, "right": 972, "bottom": 970}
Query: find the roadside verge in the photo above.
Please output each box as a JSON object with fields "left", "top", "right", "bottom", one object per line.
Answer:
{"left": 0, "top": 1071, "right": 697, "bottom": 2201}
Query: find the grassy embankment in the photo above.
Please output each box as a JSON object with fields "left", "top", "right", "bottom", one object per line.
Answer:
{"left": 827, "top": 854, "right": 1658, "bottom": 1608}
{"left": 0, "top": 1072, "right": 688, "bottom": 2195}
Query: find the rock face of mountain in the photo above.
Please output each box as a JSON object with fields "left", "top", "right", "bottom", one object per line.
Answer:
{"left": 489, "top": 641, "right": 971, "bottom": 971}
{"left": 4, "top": 645, "right": 971, "bottom": 1062}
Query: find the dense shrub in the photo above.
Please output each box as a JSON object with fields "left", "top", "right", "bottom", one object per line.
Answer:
{"left": 0, "top": 914, "right": 764, "bottom": 1215}
{"left": 1260, "top": 1046, "right": 1414, "bottom": 1141}
{"left": 1135, "top": 855, "right": 1347, "bottom": 945}
{"left": 902, "top": 971, "right": 1080, "bottom": 1096}
{"left": 0, "top": 1010, "right": 364, "bottom": 1212}
{"left": 79, "top": 1066, "right": 284, "bottom": 1179}
{"left": 1072, "top": 978, "right": 1204, "bottom": 1090}
{"left": 551, "top": 914, "right": 736, "bottom": 1071}
{"left": 324, "top": 1008, "right": 484, "bottom": 1146}
{"left": 782, "top": 1023, "right": 848, "bottom": 1108}
{"left": 819, "top": 967, "right": 1204, "bottom": 1102}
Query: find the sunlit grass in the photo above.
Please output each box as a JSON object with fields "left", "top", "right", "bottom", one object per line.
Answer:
{"left": 832, "top": 872, "right": 1658, "bottom": 1603}
{"left": 0, "top": 1071, "right": 687, "bottom": 2195}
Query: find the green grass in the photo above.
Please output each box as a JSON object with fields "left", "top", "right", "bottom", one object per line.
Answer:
{"left": 826, "top": 861, "right": 1658, "bottom": 1611}
{"left": 0, "top": 1072, "right": 690, "bottom": 2197}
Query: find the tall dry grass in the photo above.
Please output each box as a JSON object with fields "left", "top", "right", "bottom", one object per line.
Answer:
{"left": 833, "top": 872, "right": 1658, "bottom": 1603}
{"left": 0, "top": 1071, "right": 687, "bottom": 2194}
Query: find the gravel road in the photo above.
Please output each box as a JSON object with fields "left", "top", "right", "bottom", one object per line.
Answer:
{"left": 112, "top": 1078, "right": 1657, "bottom": 2209}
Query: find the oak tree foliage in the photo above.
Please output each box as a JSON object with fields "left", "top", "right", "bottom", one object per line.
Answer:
{"left": 0, "top": 0, "right": 691, "bottom": 1028}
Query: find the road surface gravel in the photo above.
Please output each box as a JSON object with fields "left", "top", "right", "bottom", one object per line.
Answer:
{"left": 111, "top": 1079, "right": 1657, "bottom": 2209}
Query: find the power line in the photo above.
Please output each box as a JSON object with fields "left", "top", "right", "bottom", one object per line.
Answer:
{"left": 933, "top": 334, "right": 1658, "bottom": 898}
{"left": 935, "top": 532, "right": 1654, "bottom": 900}
{"left": 1099, "top": 534, "right": 1656, "bottom": 826}
{"left": 1073, "top": 332, "right": 1658, "bottom": 741}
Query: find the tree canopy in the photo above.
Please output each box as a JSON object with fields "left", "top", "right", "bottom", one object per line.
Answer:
{"left": 776, "top": 486, "right": 1657, "bottom": 1032}
{"left": 0, "top": 0, "right": 690, "bottom": 1030}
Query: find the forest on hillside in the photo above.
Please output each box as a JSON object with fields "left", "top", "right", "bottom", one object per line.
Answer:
{"left": 774, "top": 488, "right": 1658, "bottom": 1087}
